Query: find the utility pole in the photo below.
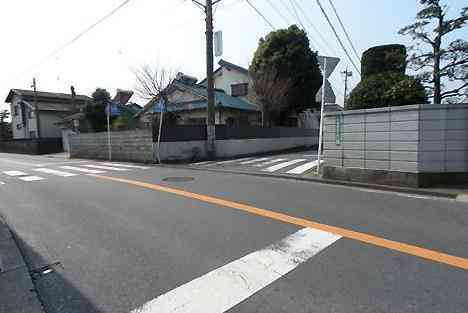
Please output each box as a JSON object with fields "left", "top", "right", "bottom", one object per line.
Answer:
{"left": 341, "top": 67, "right": 352, "bottom": 107}
{"left": 205, "top": 0, "right": 216, "bottom": 158}
{"left": 192, "top": 0, "right": 221, "bottom": 159}
{"left": 31, "top": 78, "right": 41, "bottom": 138}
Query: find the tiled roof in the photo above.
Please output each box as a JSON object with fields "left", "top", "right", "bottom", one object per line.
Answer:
{"left": 5, "top": 89, "right": 91, "bottom": 103}
{"left": 170, "top": 80, "right": 258, "bottom": 112}
{"left": 138, "top": 79, "right": 259, "bottom": 116}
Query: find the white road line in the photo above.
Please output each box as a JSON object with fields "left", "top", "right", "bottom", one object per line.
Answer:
{"left": 262, "top": 159, "right": 307, "bottom": 173}
{"left": 192, "top": 161, "right": 216, "bottom": 166}
{"left": 0, "top": 181, "right": 5, "bottom": 185}
{"left": 34, "top": 168, "right": 78, "bottom": 177}
{"left": 101, "top": 162, "right": 149, "bottom": 169}
{"left": 254, "top": 158, "right": 287, "bottom": 167}
{"left": 240, "top": 157, "right": 271, "bottom": 165}
{"left": 59, "top": 166, "right": 106, "bottom": 174}
{"left": 215, "top": 157, "right": 253, "bottom": 165}
{"left": 130, "top": 227, "right": 340, "bottom": 313}
{"left": 286, "top": 160, "right": 323, "bottom": 175}
{"left": 3, "top": 171, "right": 28, "bottom": 177}
{"left": 18, "top": 176, "right": 44, "bottom": 182}
{"left": 84, "top": 165, "right": 129, "bottom": 171}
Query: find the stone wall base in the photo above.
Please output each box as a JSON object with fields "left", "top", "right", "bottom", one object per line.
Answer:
{"left": 322, "top": 166, "right": 468, "bottom": 188}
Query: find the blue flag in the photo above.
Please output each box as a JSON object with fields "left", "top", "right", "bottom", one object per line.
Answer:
{"left": 153, "top": 97, "right": 165, "bottom": 113}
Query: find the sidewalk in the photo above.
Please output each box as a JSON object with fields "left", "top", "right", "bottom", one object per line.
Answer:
{"left": 0, "top": 216, "right": 44, "bottom": 313}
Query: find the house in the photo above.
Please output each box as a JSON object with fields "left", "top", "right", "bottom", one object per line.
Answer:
{"left": 137, "top": 72, "right": 260, "bottom": 128}
{"left": 199, "top": 59, "right": 257, "bottom": 105}
{"left": 5, "top": 89, "right": 91, "bottom": 139}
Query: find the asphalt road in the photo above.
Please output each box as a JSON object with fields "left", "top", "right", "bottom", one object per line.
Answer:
{"left": 0, "top": 152, "right": 467, "bottom": 313}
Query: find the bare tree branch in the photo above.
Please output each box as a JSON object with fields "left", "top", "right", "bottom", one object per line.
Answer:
{"left": 250, "top": 69, "right": 292, "bottom": 127}
{"left": 133, "top": 64, "right": 176, "bottom": 100}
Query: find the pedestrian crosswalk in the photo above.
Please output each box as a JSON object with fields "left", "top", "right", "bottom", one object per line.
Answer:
{"left": 190, "top": 156, "right": 321, "bottom": 176}
{"left": 0, "top": 162, "right": 150, "bottom": 185}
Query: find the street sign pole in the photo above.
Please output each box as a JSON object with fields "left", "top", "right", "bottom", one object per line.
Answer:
{"left": 107, "top": 104, "right": 112, "bottom": 161}
{"left": 317, "top": 57, "right": 328, "bottom": 174}
{"left": 157, "top": 108, "right": 164, "bottom": 164}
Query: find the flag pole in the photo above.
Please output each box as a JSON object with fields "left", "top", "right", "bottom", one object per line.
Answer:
{"left": 317, "top": 57, "right": 327, "bottom": 174}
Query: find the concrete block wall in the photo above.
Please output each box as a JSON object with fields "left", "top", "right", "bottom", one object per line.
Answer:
{"left": 70, "top": 130, "right": 318, "bottom": 163}
{"left": 323, "top": 103, "right": 468, "bottom": 174}
{"left": 69, "top": 130, "right": 153, "bottom": 163}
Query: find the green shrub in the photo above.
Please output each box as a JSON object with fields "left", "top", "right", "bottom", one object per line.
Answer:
{"left": 346, "top": 72, "right": 427, "bottom": 110}
{"left": 361, "top": 44, "right": 407, "bottom": 79}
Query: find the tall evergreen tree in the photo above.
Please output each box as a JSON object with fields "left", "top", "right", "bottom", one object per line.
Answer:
{"left": 399, "top": 1, "right": 468, "bottom": 104}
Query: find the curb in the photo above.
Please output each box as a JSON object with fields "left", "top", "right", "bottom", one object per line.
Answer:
{"left": 0, "top": 215, "right": 45, "bottom": 313}
{"left": 157, "top": 164, "right": 459, "bottom": 200}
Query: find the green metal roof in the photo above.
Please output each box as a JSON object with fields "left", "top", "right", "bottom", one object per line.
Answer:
{"left": 167, "top": 81, "right": 259, "bottom": 112}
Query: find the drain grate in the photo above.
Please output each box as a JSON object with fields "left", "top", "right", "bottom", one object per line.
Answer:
{"left": 162, "top": 177, "right": 195, "bottom": 183}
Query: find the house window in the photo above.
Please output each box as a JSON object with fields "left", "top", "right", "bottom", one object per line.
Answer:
{"left": 231, "top": 83, "right": 248, "bottom": 97}
{"left": 13, "top": 106, "right": 19, "bottom": 116}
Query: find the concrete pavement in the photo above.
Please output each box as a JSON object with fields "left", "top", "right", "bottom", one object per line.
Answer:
{"left": 0, "top": 216, "right": 44, "bottom": 313}
{"left": 0, "top": 152, "right": 467, "bottom": 312}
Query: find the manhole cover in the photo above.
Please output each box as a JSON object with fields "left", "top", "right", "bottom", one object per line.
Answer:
{"left": 162, "top": 177, "right": 195, "bottom": 182}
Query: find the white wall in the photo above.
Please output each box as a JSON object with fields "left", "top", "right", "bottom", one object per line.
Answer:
{"left": 39, "top": 111, "right": 67, "bottom": 138}
{"left": 214, "top": 68, "right": 259, "bottom": 109}
{"left": 10, "top": 95, "right": 26, "bottom": 139}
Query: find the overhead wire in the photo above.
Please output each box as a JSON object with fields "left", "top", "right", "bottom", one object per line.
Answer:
{"left": 291, "top": 0, "right": 340, "bottom": 57}
{"left": 327, "top": 0, "right": 360, "bottom": 61}
{"left": 15, "top": 0, "right": 132, "bottom": 79}
{"left": 315, "top": 0, "right": 360, "bottom": 75}
{"left": 245, "top": 0, "right": 275, "bottom": 30}
{"left": 265, "top": 0, "right": 291, "bottom": 26}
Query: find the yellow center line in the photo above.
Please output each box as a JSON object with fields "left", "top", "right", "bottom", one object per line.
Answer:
{"left": 91, "top": 174, "right": 468, "bottom": 270}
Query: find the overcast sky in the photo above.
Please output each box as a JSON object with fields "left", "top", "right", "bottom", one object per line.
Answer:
{"left": 1, "top": 0, "right": 466, "bottom": 114}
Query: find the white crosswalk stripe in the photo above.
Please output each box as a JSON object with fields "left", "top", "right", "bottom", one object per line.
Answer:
{"left": 286, "top": 160, "right": 322, "bottom": 174}
{"left": 254, "top": 158, "right": 287, "bottom": 167}
{"left": 3, "top": 170, "right": 28, "bottom": 176}
{"left": 84, "top": 164, "right": 129, "bottom": 171}
{"left": 192, "top": 161, "right": 216, "bottom": 166}
{"left": 101, "top": 162, "right": 149, "bottom": 169}
{"left": 18, "top": 176, "right": 44, "bottom": 182}
{"left": 60, "top": 166, "right": 106, "bottom": 174}
{"left": 34, "top": 168, "right": 77, "bottom": 177}
{"left": 262, "top": 159, "right": 307, "bottom": 173}
{"left": 215, "top": 157, "right": 252, "bottom": 165}
{"left": 240, "top": 157, "right": 271, "bottom": 165}
{"left": 130, "top": 227, "right": 341, "bottom": 313}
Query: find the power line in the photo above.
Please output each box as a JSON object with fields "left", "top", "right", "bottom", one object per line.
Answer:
{"left": 245, "top": 0, "right": 275, "bottom": 30}
{"left": 289, "top": 0, "right": 306, "bottom": 30}
{"left": 327, "top": 0, "right": 360, "bottom": 61}
{"left": 16, "top": 0, "right": 132, "bottom": 79}
{"left": 315, "top": 0, "right": 361, "bottom": 75}
{"left": 265, "top": 0, "right": 291, "bottom": 25}
{"left": 291, "top": 0, "right": 340, "bottom": 57}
